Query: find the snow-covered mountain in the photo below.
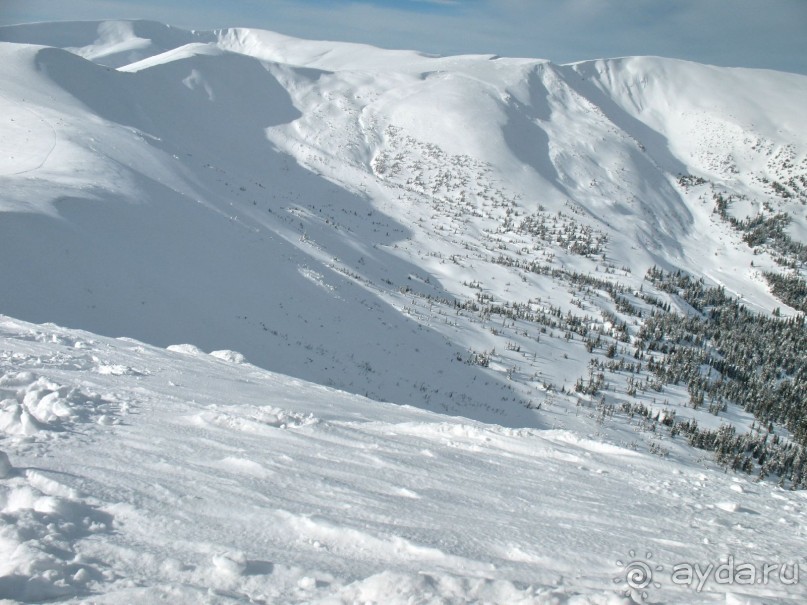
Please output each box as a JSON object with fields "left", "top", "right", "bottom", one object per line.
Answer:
{"left": 1, "top": 19, "right": 805, "bottom": 420}
{"left": 1, "top": 315, "right": 805, "bottom": 604}
{"left": 0, "top": 20, "right": 806, "bottom": 603}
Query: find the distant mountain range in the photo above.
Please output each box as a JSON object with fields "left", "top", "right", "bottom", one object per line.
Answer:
{"left": 0, "top": 18, "right": 805, "bottom": 429}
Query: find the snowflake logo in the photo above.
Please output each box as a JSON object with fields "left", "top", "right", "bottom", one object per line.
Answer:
{"left": 613, "top": 549, "right": 663, "bottom": 601}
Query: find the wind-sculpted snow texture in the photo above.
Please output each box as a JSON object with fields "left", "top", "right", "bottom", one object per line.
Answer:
{"left": 0, "top": 20, "right": 806, "bottom": 603}
{"left": 1, "top": 316, "right": 805, "bottom": 603}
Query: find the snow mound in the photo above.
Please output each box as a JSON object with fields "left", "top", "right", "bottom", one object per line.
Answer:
{"left": 93, "top": 363, "right": 144, "bottom": 376}
{"left": 166, "top": 344, "right": 206, "bottom": 356}
{"left": 0, "top": 373, "right": 119, "bottom": 435}
{"left": 210, "top": 349, "right": 247, "bottom": 364}
{"left": 210, "top": 551, "right": 248, "bottom": 578}
{"left": 192, "top": 404, "right": 318, "bottom": 434}
{"left": 715, "top": 501, "right": 741, "bottom": 513}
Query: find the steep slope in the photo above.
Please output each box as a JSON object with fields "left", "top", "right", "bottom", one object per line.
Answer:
{"left": 1, "top": 315, "right": 804, "bottom": 604}
{"left": 564, "top": 57, "right": 807, "bottom": 304}
{"left": 0, "top": 40, "right": 529, "bottom": 425}
{"left": 0, "top": 20, "right": 805, "bottom": 447}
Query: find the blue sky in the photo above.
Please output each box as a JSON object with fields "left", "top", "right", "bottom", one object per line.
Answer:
{"left": 1, "top": 0, "right": 806, "bottom": 74}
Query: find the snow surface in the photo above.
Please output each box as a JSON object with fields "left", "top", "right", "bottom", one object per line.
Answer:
{"left": 1, "top": 315, "right": 805, "bottom": 604}
{"left": 0, "top": 19, "right": 806, "bottom": 603}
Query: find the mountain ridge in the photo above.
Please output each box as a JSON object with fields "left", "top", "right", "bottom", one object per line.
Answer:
{"left": 1, "top": 18, "right": 805, "bottom": 427}
{"left": 1, "top": 19, "right": 807, "bottom": 604}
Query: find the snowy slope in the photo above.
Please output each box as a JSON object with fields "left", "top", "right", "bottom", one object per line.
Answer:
{"left": 1, "top": 18, "right": 807, "bottom": 604}
{"left": 0, "top": 36, "right": 537, "bottom": 425}
{"left": 1, "top": 315, "right": 805, "bottom": 604}
{"left": 0, "top": 19, "right": 804, "bottom": 429}
{"left": 0, "top": 16, "right": 805, "bottom": 456}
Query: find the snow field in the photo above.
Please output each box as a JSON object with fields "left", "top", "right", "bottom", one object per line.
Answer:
{"left": 0, "top": 316, "right": 804, "bottom": 603}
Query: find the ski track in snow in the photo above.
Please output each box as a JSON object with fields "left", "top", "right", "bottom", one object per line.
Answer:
{"left": 1, "top": 316, "right": 806, "bottom": 604}
{"left": 0, "top": 92, "right": 57, "bottom": 176}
